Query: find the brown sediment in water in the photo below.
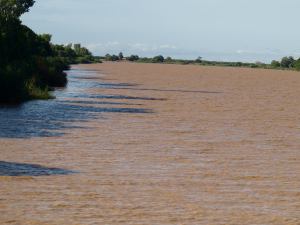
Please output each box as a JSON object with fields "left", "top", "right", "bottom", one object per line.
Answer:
{"left": 0, "top": 62, "right": 299, "bottom": 224}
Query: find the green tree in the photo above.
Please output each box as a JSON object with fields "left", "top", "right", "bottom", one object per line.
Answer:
{"left": 39, "top": 34, "right": 52, "bottom": 43}
{"left": 119, "top": 52, "right": 124, "bottom": 60}
{"left": 0, "top": 0, "right": 35, "bottom": 22}
{"left": 79, "top": 47, "right": 91, "bottom": 56}
{"left": 0, "top": 0, "right": 68, "bottom": 102}
{"left": 152, "top": 55, "right": 164, "bottom": 63}
{"left": 105, "top": 54, "right": 119, "bottom": 61}
{"left": 74, "top": 44, "right": 81, "bottom": 55}
{"left": 127, "top": 55, "right": 139, "bottom": 61}
{"left": 105, "top": 54, "right": 112, "bottom": 61}
{"left": 0, "top": 0, "right": 98, "bottom": 103}
{"left": 111, "top": 55, "right": 119, "bottom": 61}
{"left": 280, "top": 56, "right": 295, "bottom": 68}
{"left": 271, "top": 60, "right": 280, "bottom": 68}
{"left": 294, "top": 59, "right": 300, "bottom": 71}
{"left": 195, "top": 56, "right": 202, "bottom": 63}
{"left": 165, "top": 57, "right": 172, "bottom": 62}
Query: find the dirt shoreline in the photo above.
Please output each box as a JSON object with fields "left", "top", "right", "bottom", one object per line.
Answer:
{"left": 0, "top": 62, "right": 299, "bottom": 224}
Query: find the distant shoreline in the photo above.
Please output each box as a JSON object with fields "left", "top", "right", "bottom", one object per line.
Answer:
{"left": 99, "top": 59, "right": 299, "bottom": 72}
{"left": 101, "top": 54, "right": 300, "bottom": 72}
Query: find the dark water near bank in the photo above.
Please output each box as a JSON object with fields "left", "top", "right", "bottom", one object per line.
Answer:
{"left": 0, "top": 161, "right": 75, "bottom": 176}
{"left": 0, "top": 68, "right": 155, "bottom": 139}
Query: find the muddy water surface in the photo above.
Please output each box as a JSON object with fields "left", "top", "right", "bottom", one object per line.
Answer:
{"left": 0, "top": 62, "right": 299, "bottom": 224}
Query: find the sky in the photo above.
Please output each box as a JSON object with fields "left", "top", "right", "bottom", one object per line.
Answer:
{"left": 21, "top": 0, "right": 300, "bottom": 63}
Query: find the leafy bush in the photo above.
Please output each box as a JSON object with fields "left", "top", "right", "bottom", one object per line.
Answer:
{"left": 271, "top": 60, "right": 280, "bottom": 68}
{"left": 280, "top": 56, "right": 295, "bottom": 68}
{"left": 294, "top": 59, "right": 300, "bottom": 71}
{"left": 152, "top": 55, "right": 164, "bottom": 63}
{"left": 195, "top": 57, "right": 202, "bottom": 63}
{"left": 165, "top": 57, "right": 172, "bottom": 62}
{"left": 105, "top": 54, "right": 119, "bottom": 61}
{"left": 119, "top": 52, "right": 124, "bottom": 60}
{"left": 127, "top": 55, "right": 139, "bottom": 61}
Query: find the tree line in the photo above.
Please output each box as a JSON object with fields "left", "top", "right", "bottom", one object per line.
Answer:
{"left": 104, "top": 52, "right": 300, "bottom": 71}
{"left": 271, "top": 57, "right": 300, "bottom": 70}
{"left": 0, "top": 0, "right": 100, "bottom": 103}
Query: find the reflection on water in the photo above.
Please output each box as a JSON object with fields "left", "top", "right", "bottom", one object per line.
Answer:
{"left": 0, "top": 68, "right": 159, "bottom": 139}
{"left": 0, "top": 161, "right": 75, "bottom": 176}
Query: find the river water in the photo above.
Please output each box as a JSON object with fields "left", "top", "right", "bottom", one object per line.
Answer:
{"left": 0, "top": 68, "right": 154, "bottom": 139}
{"left": 0, "top": 63, "right": 299, "bottom": 224}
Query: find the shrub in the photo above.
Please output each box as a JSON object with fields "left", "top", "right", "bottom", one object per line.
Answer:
{"left": 271, "top": 60, "right": 280, "bottom": 68}
{"left": 152, "top": 55, "right": 164, "bottom": 63}
{"left": 127, "top": 55, "right": 139, "bottom": 61}
{"left": 195, "top": 57, "right": 202, "bottom": 63}
{"left": 281, "top": 56, "right": 295, "bottom": 68}
{"left": 119, "top": 52, "right": 124, "bottom": 60}
{"left": 294, "top": 59, "right": 300, "bottom": 71}
{"left": 105, "top": 54, "right": 119, "bottom": 61}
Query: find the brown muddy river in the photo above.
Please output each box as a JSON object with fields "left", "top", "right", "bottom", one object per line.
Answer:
{"left": 0, "top": 62, "right": 299, "bottom": 224}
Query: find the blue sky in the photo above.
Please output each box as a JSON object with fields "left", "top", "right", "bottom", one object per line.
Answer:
{"left": 22, "top": 0, "right": 300, "bottom": 62}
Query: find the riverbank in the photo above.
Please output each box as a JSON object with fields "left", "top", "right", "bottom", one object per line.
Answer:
{"left": 0, "top": 62, "right": 299, "bottom": 224}
{"left": 103, "top": 54, "right": 300, "bottom": 71}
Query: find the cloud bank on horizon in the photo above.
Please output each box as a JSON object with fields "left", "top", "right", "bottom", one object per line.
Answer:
{"left": 22, "top": 0, "right": 300, "bottom": 62}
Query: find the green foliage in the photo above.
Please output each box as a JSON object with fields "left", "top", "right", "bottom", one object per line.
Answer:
{"left": 280, "top": 56, "right": 295, "bottom": 68}
{"left": 165, "top": 57, "right": 172, "bottom": 62}
{"left": 0, "top": 61, "right": 33, "bottom": 102}
{"left": 105, "top": 54, "right": 119, "bottom": 61}
{"left": 119, "top": 52, "right": 124, "bottom": 60}
{"left": 51, "top": 44, "right": 76, "bottom": 59}
{"left": 294, "top": 59, "right": 300, "bottom": 71}
{"left": 25, "top": 79, "right": 53, "bottom": 100}
{"left": 136, "top": 57, "right": 152, "bottom": 63}
{"left": 39, "top": 33, "right": 52, "bottom": 43}
{"left": 195, "top": 57, "right": 202, "bottom": 63}
{"left": 36, "top": 57, "right": 68, "bottom": 87}
{"left": 73, "top": 43, "right": 92, "bottom": 57}
{"left": 152, "top": 55, "right": 164, "bottom": 63}
{"left": 111, "top": 55, "right": 119, "bottom": 61}
{"left": 127, "top": 55, "right": 139, "bottom": 61}
{"left": 51, "top": 43, "right": 100, "bottom": 64}
{"left": 105, "top": 54, "right": 111, "bottom": 60}
{"left": 0, "top": 0, "right": 35, "bottom": 22}
{"left": 181, "top": 60, "right": 193, "bottom": 65}
{"left": 0, "top": 1, "right": 98, "bottom": 103}
{"left": 271, "top": 60, "right": 280, "bottom": 68}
